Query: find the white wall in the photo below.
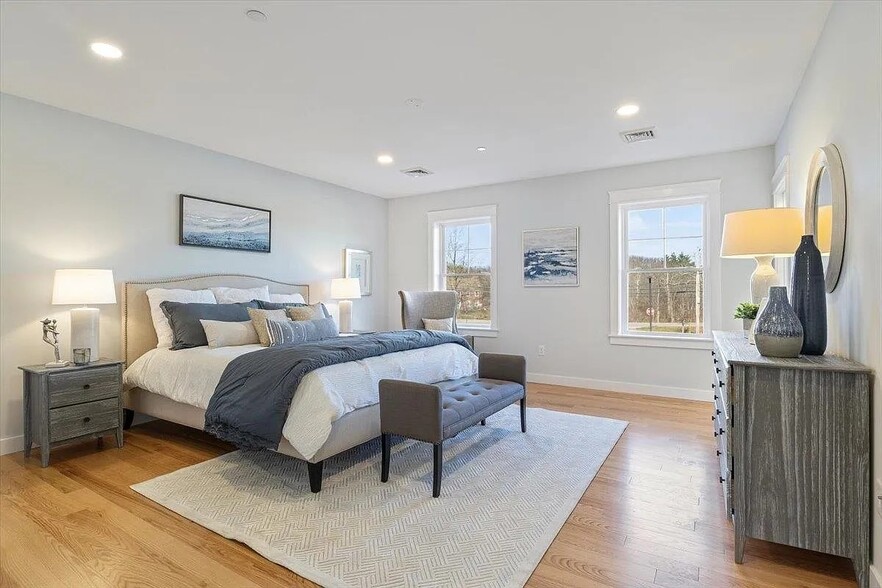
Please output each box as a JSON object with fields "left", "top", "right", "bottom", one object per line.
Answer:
{"left": 0, "top": 94, "right": 389, "bottom": 453}
{"left": 388, "top": 147, "right": 772, "bottom": 398}
{"left": 773, "top": 1, "right": 882, "bottom": 581}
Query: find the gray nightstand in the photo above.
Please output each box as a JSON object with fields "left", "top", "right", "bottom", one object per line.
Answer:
{"left": 19, "top": 359, "right": 125, "bottom": 467}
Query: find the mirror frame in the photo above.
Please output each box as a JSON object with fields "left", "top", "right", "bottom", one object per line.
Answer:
{"left": 804, "top": 143, "right": 846, "bottom": 293}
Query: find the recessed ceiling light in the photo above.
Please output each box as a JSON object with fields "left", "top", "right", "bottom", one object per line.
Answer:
{"left": 245, "top": 9, "right": 267, "bottom": 22}
{"left": 404, "top": 98, "right": 424, "bottom": 109}
{"left": 616, "top": 103, "right": 640, "bottom": 117}
{"left": 90, "top": 42, "right": 123, "bottom": 60}
{"left": 476, "top": 146, "right": 487, "bottom": 152}
{"left": 377, "top": 154, "right": 394, "bottom": 165}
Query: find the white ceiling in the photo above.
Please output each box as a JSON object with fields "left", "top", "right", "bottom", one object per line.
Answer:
{"left": 0, "top": 1, "right": 830, "bottom": 198}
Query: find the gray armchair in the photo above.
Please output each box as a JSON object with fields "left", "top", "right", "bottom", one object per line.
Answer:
{"left": 399, "top": 290, "right": 459, "bottom": 333}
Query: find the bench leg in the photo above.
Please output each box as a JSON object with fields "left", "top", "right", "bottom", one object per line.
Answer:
{"left": 381, "top": 433, "right": 391, "bottom": 482}
{"left": 520, "top": 398, "right": 527, "bottom": 433}
{"left": 480, "top": 419, "right": 486, "bottom": 426}
{"left": 433, "top": 443, "right": 443, "bottom": 498}
{"left": 307, "top": 460, "right": 323, "bottom": 493}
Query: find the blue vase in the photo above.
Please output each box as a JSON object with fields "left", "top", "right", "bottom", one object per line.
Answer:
{"left": 790, "top": 234, "right": 827, "bottom": 355}
{"left": 754, "top": 286, "right": 804, "bottom": 358}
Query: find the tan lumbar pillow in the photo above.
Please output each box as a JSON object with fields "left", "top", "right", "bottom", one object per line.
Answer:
{"left": 247, "top": 308, "right": 289, "bottom": 346}
{"left": 287, "top": 304, "right": 326, "bottom": 322}
{"left": 200, "top": 320, "right": 260, "bottom": 348}
{"left": 422, "top": 317, "right": 454, "bottom": 332}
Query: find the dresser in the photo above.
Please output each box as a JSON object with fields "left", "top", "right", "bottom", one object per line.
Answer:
{"left": 20, "top": 359, "right": 124, "bottom": 467}
{"left": 711, "top": 331, "right": 871, "bottom": 587}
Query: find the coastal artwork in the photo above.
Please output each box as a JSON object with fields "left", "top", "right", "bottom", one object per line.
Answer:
{"left": 179, "top": 195, "right": 271, "bottom": 253}
{"left": 523, "top": 227, "right": 579, "bottom": 286}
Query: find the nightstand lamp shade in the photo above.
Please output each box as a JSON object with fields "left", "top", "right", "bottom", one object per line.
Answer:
{"left": 331, "top": 277, "right": 361, "bottom": 333}
{"left": 52, "top": 269, "right": 116, "bottom": 360}
{"left": 721, "top": 208, "right": 804, "bottom": 303}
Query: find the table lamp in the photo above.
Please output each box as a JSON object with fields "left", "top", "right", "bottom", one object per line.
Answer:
{"left": 52, "top": 269, "right": 116, "bottom": 361}
{"left": 720, "top": 208, "right": 803, "bottom": 303}
{"left": 331, "top": 277, "right": 361, "bottom": 333}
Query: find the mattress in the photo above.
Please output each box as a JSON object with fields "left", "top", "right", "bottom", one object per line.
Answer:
{"left": 123, "top": 341, "right": 477, "bottom": 459}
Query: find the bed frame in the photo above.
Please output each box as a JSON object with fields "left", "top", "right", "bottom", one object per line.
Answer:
{"left": 122, "top": 274, "right": 380, "bottom": 492}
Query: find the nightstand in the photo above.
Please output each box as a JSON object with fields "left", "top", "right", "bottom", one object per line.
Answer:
{"left": 19, "top": 359, "right": 124, "bottom": 467}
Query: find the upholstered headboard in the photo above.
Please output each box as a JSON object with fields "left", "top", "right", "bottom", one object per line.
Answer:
{"left": 122, "top": 274, "right": 309, "bottom": 366}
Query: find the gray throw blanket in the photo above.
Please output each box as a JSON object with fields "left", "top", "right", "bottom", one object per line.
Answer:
{"left": 204, "top": 330, "right": 473, "bottom": 450}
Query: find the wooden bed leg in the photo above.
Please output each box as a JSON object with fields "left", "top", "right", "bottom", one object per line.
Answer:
{"left": 307, "top": 460, "right": 323, "bottom": 493}
{"left": 381, "top": 433, "right": 391, "bottom": 482}
{"left": 123, "top": 409, "right": 135, "bottom": 430}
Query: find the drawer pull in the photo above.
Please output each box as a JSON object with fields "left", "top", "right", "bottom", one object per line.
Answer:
{"left": 83, "top": 384, "right": 91, "bottom": 390}
{"left": 716, "top": 409, "right": 721, "bottom": 416}
{"left": 719, "top": 382, "right": 725, "bottom": 387}
{"left": 711, "top": 383, "right": 716, "bottom": 389}
{"left": 714, "top": 394, "right": 718, "bottom": 401}
{"left": 715, "top": 367, "right": 721, "bottom": 374}
{"left": 713, "top": 358, "right": 718, "bottom": 364}
{"left": 719, "top": 476, "right": 725, "bottom": 484}
{"left": 716, "top": 450, "right": 721, "bottom": 456}
{"left": 718, "top": 428, "right": 725, "bottom": 435}
{"left": 714, "top": 430, "right": 718, "bottom": 437}
{"left": 83, "top": 417, "right": 91, "bottom": 423}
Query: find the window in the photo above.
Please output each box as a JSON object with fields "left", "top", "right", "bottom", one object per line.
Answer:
{"left": 428, "top": 205, "right": 497, "bottom": 334}
{"left": 609, "top": 180, "right": 721, "bottom": 348}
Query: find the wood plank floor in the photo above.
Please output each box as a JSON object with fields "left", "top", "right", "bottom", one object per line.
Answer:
{"left": 0, "top": 383, "right": 857, "bottom": 587}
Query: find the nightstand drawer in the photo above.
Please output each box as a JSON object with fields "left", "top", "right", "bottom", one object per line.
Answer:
{"left": 48, "top": 367, "right": 119, "bottom": 408}
{"left": 49, "top": 398, "right": 119, "bottom": 442}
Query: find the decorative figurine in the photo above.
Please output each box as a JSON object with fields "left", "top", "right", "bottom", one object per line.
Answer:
{"left": 41, "top": 319, "right": 69, "bottom": 368}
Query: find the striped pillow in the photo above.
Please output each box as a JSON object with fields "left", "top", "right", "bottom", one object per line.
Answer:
{"left": 266, "top": 317, "right": 339, "bottom": 347}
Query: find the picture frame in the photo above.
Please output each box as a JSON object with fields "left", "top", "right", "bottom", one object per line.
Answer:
{"left": 523, "top": 226, "right": 580, "bottom": 287}
{"left": 344, "top": 248, "right": 372, "bottom": 296}
{"left": 179, "top": 194, "right": 271, "bottom": 253}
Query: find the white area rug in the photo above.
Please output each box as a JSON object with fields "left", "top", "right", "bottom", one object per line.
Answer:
{"left": 132, "top": 406, "right": 627, "bottom": 588}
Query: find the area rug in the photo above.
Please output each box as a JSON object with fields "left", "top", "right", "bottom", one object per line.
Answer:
{"left": 132, "top": 406, "right": 627, "bottom": 588}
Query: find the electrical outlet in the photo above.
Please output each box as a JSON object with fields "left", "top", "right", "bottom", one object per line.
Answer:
{"left": 538, "top": 345, "right": 546, "bottom": 356}
{"left": 875, "top": 478, "right": 882, "bottom": 517}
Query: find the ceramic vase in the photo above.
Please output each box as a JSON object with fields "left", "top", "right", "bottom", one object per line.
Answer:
{"left": 790, "top": 234, "right": 827, "bottom": 355}
{"left": 754, "top": 286, "right": 804, "bottom": 358}
{"left": 742, "top": 319, "right": 754, "bottom": 339}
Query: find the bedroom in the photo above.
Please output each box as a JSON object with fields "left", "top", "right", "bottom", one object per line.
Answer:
{"left": 0, "top": 1, "right": 879, "bottom": 587}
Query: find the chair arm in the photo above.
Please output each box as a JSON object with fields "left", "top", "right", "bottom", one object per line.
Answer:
{"left": 379, "top": 379, "right": 443, "bottom": 443}
{"left": 478, "top": 353, "right": 527, "bottom": 387}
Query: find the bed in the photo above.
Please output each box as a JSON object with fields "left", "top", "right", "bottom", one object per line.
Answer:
{"left": 121, "top": 274, "right": 477, "bottom": 491}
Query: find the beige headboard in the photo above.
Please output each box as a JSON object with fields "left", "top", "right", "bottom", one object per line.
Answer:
{"left": 122, "top": 274, "right": 309, "bottom": 366}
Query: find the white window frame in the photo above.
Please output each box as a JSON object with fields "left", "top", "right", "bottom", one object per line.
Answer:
{"left": 608, "top": 180, "right": 721, "bottom": 349}
{"left": 428, "top": 205, "right": 498, "bottom": 337}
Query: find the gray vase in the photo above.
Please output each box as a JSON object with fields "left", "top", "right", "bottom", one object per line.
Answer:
{"left": 754, "top": 286, "right": 804, "bottom": 358}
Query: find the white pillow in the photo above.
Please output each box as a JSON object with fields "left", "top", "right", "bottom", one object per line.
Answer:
{"left": 422, "top": 317, "right": 454, "bottom": 332}
{"left": 200, "top": 320, "right": 259, "bottom": 348}
{"left": 211, "top": 286, "right": 270, "bottom": 304}
{"left": 269, "top": 293, "right": 306, "bottom": 304}
{"left": 146, "top": 288, "right": 216, "bottom": 348}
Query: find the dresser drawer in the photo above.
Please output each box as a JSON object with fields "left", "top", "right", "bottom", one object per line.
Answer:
{"left": 49, "top": 398, "right": 120, "bottom": 442}
{"left": 48, "top": 366, "right": 120, "bottom": 408}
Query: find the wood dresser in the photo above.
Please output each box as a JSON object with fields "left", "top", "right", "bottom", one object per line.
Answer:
{"left": 711, "top": 331, "right": 871, "bottom": 587}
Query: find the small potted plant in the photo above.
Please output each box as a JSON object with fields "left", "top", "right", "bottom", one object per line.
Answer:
{"left": 734, "top": 302, "right": 760, "bottom": 338}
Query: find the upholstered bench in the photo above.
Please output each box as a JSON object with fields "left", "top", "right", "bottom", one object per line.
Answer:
{"left": 379, "top": 353, "right": 527, "bottom": 497}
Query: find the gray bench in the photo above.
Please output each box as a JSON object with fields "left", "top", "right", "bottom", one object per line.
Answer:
{"left": 379, "top": 353, "right": 527, "bottom": 497}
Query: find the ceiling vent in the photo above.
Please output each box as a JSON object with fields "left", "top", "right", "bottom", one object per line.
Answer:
{"left": 620, "top": 127, "right": 656, "bottom": 144}
{"left": 401, "top": 167, "right": 434, "bottom": 177}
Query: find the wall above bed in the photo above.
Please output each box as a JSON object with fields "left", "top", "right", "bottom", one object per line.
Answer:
{"left": 0, "top": 93, "right": 389, "bottom": 453}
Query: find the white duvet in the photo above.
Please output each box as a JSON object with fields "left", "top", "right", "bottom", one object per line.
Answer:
{"left": 123, "top": 342, "right": 477, "bottom": 459}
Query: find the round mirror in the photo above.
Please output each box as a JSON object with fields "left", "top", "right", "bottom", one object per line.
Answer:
{"left": 804, "top": 144, "right": 846, "bottom": 292}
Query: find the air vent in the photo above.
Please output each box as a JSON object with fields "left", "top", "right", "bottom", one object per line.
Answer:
{"left": 401, "top": 167, "right": 434, "bottom": 177}
{"left": 620, "top": 127, "right": 656, "bottom": 143}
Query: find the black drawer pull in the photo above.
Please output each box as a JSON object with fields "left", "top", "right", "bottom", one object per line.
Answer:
{"left": 719, "top": 476, "right": 725, "bottom": 484}
{"left": 715, "top": 367, "right": 720, "bottom": 374}
{"left": 716, "top": 450, "right": 721, "bottom": 456}
{"left": 719, "top": 382, "right": 725, "bottom": 387}
{"left": 713, "top": 358, "right": 718, "bottom": 364}
{"left": 716, "top": 409, "right": 721, "bottom": 416}
{"left": 714, "top": 394, "right": 718, "bottom": 401}
{"left": 711, "top": 383, "right": 716, "bottom": 389}
{"left": 83, "top": 417, "right": 91, "bottom": 423}
{"left": 83, "top": 384, "right": 91, "bottom": 390}
{"left": 718, "top": 428, "right": 725, "bottom": 435}
{"left": 711, "top": 350, "right": 715, "bottom": 356}
{"left": 714, "top": 430, "right": 718, "bottom": 437}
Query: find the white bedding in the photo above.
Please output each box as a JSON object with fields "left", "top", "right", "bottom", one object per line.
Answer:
{"left": 123, "top": 342, "right": 478, "bottom": 459}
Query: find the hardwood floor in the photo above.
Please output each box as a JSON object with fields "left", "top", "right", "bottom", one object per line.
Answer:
{"left": 0, "top": 383, "right": 857, "bottom": 587}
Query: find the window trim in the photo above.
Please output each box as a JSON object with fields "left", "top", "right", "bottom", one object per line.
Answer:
{"left": 427, "top": 205, "right": 498, "bottom": 335}
{"left": 608, "top": 180, "right": 721, "bottom": 348}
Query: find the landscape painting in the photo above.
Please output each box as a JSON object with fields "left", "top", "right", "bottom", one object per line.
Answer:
{"left": 180, "top": 194, "right": 271, "bottom": 252}
{"left": 523, "top": 227, "right": 579, "bottom": 286}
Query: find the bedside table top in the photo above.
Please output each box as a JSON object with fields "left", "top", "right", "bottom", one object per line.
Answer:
{"left": 18, "top": 358, "right": 124, "bottom": 375}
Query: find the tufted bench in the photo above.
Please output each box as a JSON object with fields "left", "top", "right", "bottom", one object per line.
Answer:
{"left": 379, "top": 353, "right": 527, "bottom": 497}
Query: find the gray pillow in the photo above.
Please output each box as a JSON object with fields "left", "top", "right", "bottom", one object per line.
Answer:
{"left": 266, "top": 317, "right": 339, "bottom": 347}
{"left": 255, "top": 299, "right": 331, "bottom": 318}
{"left": 160, "top": 301, "right": 257, "bottom": 350}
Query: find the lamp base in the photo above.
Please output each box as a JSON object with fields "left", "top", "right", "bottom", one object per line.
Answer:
{"left": 70, "top": 307, "right": 100, "bottom": 361}
{"left": 750, "top": 256, "right": 778, "bottom": 304}
{"left": 338, "top": 300, "right": 353, "bottom": 333}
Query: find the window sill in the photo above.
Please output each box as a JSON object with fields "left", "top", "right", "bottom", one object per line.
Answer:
{"left": 608, "top": 334, "right": 713, "bottom": 350}
{"left": 459, "top": 327, "right": 498, "bottom": 338}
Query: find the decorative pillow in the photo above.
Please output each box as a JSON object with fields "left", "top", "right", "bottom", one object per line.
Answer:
{"left": 422, "top": 317, "right": 454, "bottom": 332}
{"left": 146, "top": 288, "right": 216, "bottom": 348}
{"left": 256, "top": 300, "right": 331, "bottom": 318}
{"left": 200, "top": 320, "right": 259, "bottom": 348}
{"left": 266, "top": 317, "right": 340, "bottom": 347}
{"left": 247, "top": 308, "right": 289, "bottom": 346}
{"left": 160, "top": 301, "right": 257, "bottom": 350}
{"left": 211, "top": 286, "right": 270, "bottom": 304}
{"left": 269, "top": 293, "right": 306, "bottom": 304}
{"left": 287, "top": 303, "right": 326, "bottom": 321}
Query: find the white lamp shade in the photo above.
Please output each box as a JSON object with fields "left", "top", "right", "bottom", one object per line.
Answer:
{"left": 330, "top": 277, "right": 361, "bottom": 300}
{"left": 720, "top": 208, "right": 804, "bottom": 258}
{"left": 52, "top": 269, "right": 116, "bottom": 305}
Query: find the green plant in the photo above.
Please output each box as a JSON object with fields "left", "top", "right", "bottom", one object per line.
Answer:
{"left": 733, "top": 302, "right": 760, "bottom": 320}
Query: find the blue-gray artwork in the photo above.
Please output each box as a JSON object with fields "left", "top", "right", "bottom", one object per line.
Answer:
{"left": 180, "top": 195, "right": 271, "bottom": 253}
{"left": 523, "top": 227, "right": 579, "bottom": 286}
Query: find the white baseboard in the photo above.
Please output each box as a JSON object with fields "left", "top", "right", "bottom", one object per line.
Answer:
{"left": 527, "top": 372, "right": 711, "bottom": 402}
{"left": 1, "top": 435, "right": 24, "bottom": 456}
{"left": 870, "top": 563, "right": 881, "bottom": 588}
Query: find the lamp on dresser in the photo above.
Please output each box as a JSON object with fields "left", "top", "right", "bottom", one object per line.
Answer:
{"left": 720, "top": 208, "right": 803, "bottom": 303}
{"left": 52, "top": 269, "right": 116, "bottom": 362}
{"left": 330, "top": 277, "right": 361, "bottom": 333}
